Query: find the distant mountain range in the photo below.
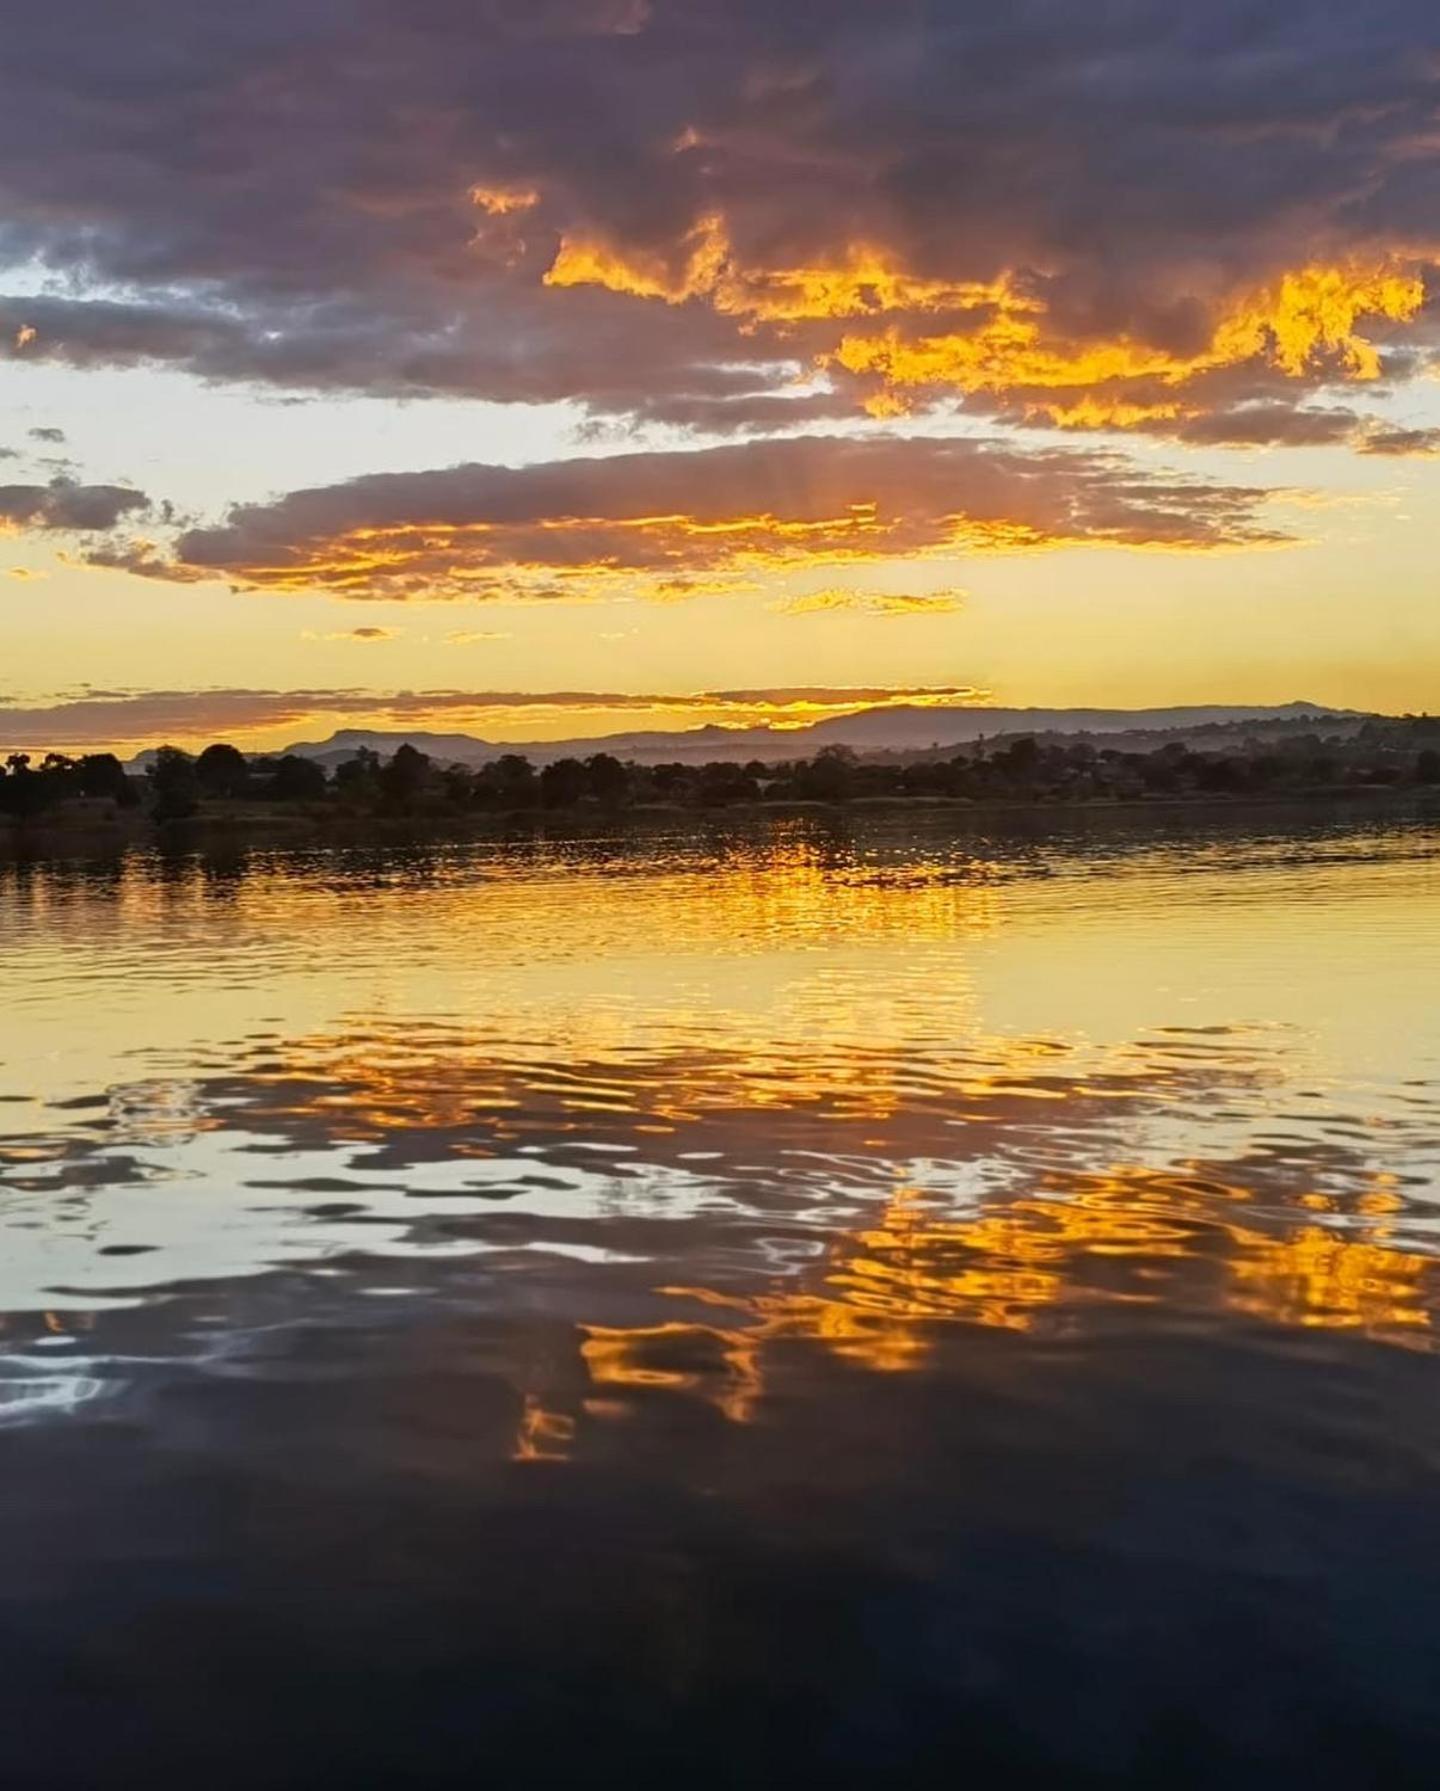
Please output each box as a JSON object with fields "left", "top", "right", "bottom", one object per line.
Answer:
{"left": 264, "top": 702, "right": 1362, "bottom": 769}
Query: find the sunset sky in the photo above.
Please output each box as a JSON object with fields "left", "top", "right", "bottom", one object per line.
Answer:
{"left": 2, "top": 0, "right": 1439, "bottom": 754}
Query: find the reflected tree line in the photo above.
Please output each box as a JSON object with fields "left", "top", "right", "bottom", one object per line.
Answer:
{"left": 3, "top": 717, "right": 1439, "bottom": 827}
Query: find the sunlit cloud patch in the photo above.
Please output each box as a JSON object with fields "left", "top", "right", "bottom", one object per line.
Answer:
{"left": 101, "top": 435, "right": 1291, "bottom": 603}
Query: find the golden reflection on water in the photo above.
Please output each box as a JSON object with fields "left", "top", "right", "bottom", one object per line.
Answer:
{"left": 512, "top": 1393, "right": 578, "bottom": 1462}
{"left": 514, "top": 1169, "right": 1438, "bottom": 1456}
{"left": 2, "top": 819, "right": 1439, "bottom": 1447}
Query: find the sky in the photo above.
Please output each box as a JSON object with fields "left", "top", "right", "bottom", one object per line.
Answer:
{"left": 2, "top": 0, "right": 1439, "bottom": 755}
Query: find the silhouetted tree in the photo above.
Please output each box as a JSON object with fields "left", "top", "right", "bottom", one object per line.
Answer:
{"left": 698, "top": 761, "right": 758, "bottom": 806}
{"left": 148, "top": 745, "right": 199, "bottom": 821}
{"left": 584, "top": 752, "right": 628, "bottom": 803}
{"left": 378, "top": 743, "right": 432, "bottom": 810}
{"left": 76, "top": 752, "right": 137, "bottom": 805}
{"left": 268, "top": 754, "right": 329, "bottom": 802}
{"left": 334, "top": 748, "right": 380, "bottom": 796}
{"left": 487, "top": 753, "right": 537, "bottom": 808}
{"left": 797, "top": 744, "right": 856, "bottom": 801}
{"left": 12, "top": 712, "right": 1440, "bottom": 836}
{"left": 442, "top": 764, "right": 474, "bottom": 804}
{"left": 1197, "top": 757, "right": 1244, "bottom": 793}
{"left": 650, "top": 763, "right": 689, "bottom": 801}
{"left": 195, "top": 742, "right": 250, "bottom": 799}
{"left": 540, "top": 757, "right": 587, "bottom": 807}
{"left": 994, "top": 736, "right": 1041, "bottom": 786}
{"left": 0, "top": 753, "right": 42, "bottom": 817}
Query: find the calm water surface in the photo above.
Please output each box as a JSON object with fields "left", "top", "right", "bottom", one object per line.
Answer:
{"left": 2, "top": 808, "right": 1439, "bottom": 1787}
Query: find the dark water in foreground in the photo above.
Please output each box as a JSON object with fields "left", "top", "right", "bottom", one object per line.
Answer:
{"left": 2, "top": 807, "right": 1439, "bottom": 1787}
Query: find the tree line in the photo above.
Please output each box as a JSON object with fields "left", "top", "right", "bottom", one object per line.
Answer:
{"left": 4, "top": 718, "right": 1440, "bottom": 825}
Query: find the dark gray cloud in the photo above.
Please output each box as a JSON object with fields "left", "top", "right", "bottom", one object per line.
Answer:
{"left": 1168, "top": 404, "right": 1363, "bottom": 449}
{"left": 1357, "top": 423, "right": 1440, "bottom": 455}
{"left": 0, "top": 0, "right": 1435, "bottom": 433}
{"left": 0, "top": 479, "right": 150, "bottom": 532}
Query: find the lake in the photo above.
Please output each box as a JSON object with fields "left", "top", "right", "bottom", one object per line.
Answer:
{"left": 2, "top": 805, "right": 1439, "bottom": 1787}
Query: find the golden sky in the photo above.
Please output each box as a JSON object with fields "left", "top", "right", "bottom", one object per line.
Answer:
{"left": 2, "top": 1, "right": 1439, "bottom": 750}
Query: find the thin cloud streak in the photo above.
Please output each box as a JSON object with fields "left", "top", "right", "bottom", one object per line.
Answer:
{"left": 0, "top": 684, "right": 987, "bottom": 753}
{"left": 777, "top": 588, "right": 966, "bottom": 618}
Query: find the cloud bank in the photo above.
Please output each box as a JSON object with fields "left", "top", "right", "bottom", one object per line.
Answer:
{"left": 0, "top": 0, "right": 1436, "bottom": 443}
{"left": 145, "top": 435, "right": 1287, "bottom": 602}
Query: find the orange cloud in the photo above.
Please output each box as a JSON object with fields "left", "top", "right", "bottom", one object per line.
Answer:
{"left": 5, "top": 0, "right": 1439, "bottom": 456}
{"left": 777, "top": 588, "right": 965, "bottom": 618}
{"left": 152, "top": 435, "right": 1287, "bottom": 603}
{"left": 831, "top": 263, "right": 1426, "bottom": 414}
{"left": 544, "top": 213, "right": 1428, "bottom": 426}
{"left": 470, "top": 184, "right": 539, "bottom": 217}
{"left": 546, "top": 212, "right": 1012, "bottom": 325}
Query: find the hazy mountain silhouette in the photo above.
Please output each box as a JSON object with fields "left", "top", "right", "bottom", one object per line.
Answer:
{"left": 262, "top": 703, "right": 1359, "bottom": 769}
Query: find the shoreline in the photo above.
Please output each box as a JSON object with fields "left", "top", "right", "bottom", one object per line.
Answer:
{"left": 3, "top": 784, "right": 1436, "bottom": 865}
